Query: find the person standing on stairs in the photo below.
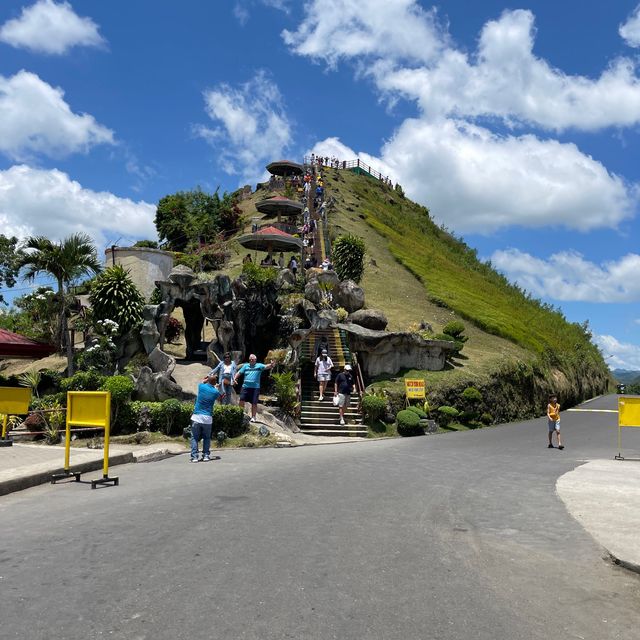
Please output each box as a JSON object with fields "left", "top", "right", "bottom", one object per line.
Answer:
{"left": 235, "top": 354, "right": 276, "bottom": 422}
{"left": 314, "top": 350, "right": 334, "bottom": 401}
{"left": 334, "top": 364, "right": 354, "bottom": 425}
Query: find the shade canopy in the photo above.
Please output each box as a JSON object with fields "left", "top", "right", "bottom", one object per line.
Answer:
{"left": 0, "top": 329, "right": 56, "bottom": 358}
{"left": 266, "top": 160, "right": 304, "bottom": 176}
{"left": 237, "top": 226, "right": 303, "bottom": 253}
{"left": 255, "top": 196, "right": 303, "bottom": 217}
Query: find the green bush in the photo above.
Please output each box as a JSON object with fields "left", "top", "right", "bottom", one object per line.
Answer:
{"left": 213, "top": 404, "right": 246, "bottom": 438}
{"left": 101, "top": 375, "right": 135, "bottom": 429}
{"left": 396, "top": 409, "right": 422, "bottom": 437}
{"left": 271, "top": 371, "right": 297, "bottom": 416}
{"left": 480, "top": 412, "right": 494, "bottom": 426}
{"left": 332, "top": 234, "right": 366, "bottom": 283}
{"left": 61, "top": 371, "right": 107, "bottom": 392}
{"left": 460, "top": 386, "right": 482, "bottom": 403}
{"left": 407, "top": 405, "right": 428, "bottom": 419}
{"left": 361, "top": 394, "right": 387, "bottom": 424}
{"left": 437, "top": 405, "right": 460, "bottom": 427}
{"left": 116, "top": 399, "right": 193, "bottom": 435}
{"left": 242, "top": 262, "right": 278, "bottom": 289}
{"left": 442, "top": 321, "right": 468, "bottom": 342}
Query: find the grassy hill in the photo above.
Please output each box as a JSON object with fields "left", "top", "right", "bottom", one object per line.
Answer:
{"left": 226, "top": 168, "right": 611, "bottom": 422}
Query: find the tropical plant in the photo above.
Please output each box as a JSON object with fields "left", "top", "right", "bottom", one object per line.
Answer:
{"left": 332, "top": 234, "right": 366, "bottom": 283}
{"left": 271, "top": 371, "right": 297, "bottom": 416}
{"left": 19, "top": 233, "right": 101, "bottom": 371}
{"left": 18, "top": 370, "right": 41, "bottom": 398}
{"left": 75, "top": 318, "right": 119, "bottom": 373}
{"left": 89, "top": 265, "right": 145, "bottom": 335}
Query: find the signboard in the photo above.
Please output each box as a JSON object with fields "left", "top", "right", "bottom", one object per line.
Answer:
{"left": 404, "top": 379, "right": 426, "bottom": 400}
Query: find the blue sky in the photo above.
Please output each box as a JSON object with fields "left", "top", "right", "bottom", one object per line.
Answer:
{"left": 1, "top": 1, "right": 640, "bottom": 369}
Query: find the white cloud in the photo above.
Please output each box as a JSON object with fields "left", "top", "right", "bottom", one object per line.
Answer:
{"left": 310, "top": 120, "right": 635, "bottom": 233}
{"left": 283, "top": 0, "right": 443, "bottom": 69}
{"left": 286, "top": 4, "right": 640, "bottom": 132}
{"left": 490, "top": 249, "right": 640, "bottom": 303}
{"left": 620, "top": 5, "right": 640, "bottom": 48}
{"left": 195, "top": 71, "right": 292, "bottom": 184}
{"left": 233, "top": 3, "right": 249, "bottom": 26}
{"left": 0, "top": 70, "right": 114, "bottom": 161}
{"left": 0, "top": 0, "right": 105, "bottom": 55}
{"left": 593, "top": 334, "right": 640, "bottom": 370}
{"left": 0, "top": 165, "right": 156, "bottom": 250}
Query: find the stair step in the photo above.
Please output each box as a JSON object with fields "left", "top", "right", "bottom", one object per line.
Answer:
{"left": 300, "top": 428, "right": 368, "bottom": 437}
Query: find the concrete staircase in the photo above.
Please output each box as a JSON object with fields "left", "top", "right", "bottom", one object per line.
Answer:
{"left": 298, "top": 328, "right": 366, "bottom": 437}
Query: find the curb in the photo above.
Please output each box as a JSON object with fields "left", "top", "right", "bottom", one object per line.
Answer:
{"left": 608, "top": 552, "right": 640, "bottom": 576}
{"left": 0, "top": 451, "right": 134, "bottom": 497}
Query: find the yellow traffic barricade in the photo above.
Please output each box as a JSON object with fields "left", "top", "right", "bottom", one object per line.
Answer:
{"left": 615, "top": 396, "right": 640, "bottom": 461}
{"left": 51, "top": 391, "right": 119, "bottom": 489}
{"left": 0, "top": 387, "right": 32, "bottom": 447}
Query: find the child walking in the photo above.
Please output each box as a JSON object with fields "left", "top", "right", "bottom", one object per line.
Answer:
{"left": 547, "top": 395, "right": 564, "bottom": 450}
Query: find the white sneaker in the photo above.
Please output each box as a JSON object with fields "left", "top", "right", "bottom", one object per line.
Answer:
{"left": 340, "top": 418, "right": 345, "bottom": 425}
{"left": 319, "top": 395, "right": 324, "bottom": 401}
{"left": 202, "top": 455, "right": 211, "bottom": 462}
{"left": 190, "top": 458, "right": 199, "bottom": 463}
{"left": 250, "top": 417, "right": 256, "bottom": 423}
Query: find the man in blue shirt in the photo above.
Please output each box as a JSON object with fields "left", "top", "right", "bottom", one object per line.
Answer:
{"left": 190, "top": 372, "right": 224, "bottom": 462}
{"left": 234, "top": 354, "right": 275, "bottom": 422}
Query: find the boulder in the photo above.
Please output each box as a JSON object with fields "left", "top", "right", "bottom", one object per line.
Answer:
{"left": 315, "top": 309, "right": 338, "bottom": 330}
{"left": 333, "top": 280, "right": 365, "bottom": 313}
{"left": 134, "top": 366, "right": 183, "bottom": 402}
{"left": 348, "top": 308, "right": 388, "bottom": 331}
{"left": 304, "top": 281, "right": 323, "bottom": 306}
{"left": 337, "top": 323, "right": 455, "bottom": 377}
{"left": 276, "top": 269, "right": 296, "bottom": 291}
{"left": 148, "top": 346, "right": 176, "bottom": 376}
{"left": 315, "top": 270, "right": 340, "bottom": 289}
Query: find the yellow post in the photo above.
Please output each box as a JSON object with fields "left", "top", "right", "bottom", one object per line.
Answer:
{"left": 64, "top": 400, "right": 72, "bottom": 471}
{"left": 1, "top": 414, "right": 7, "bottom": 439}
{"left": 102, "top": 392, "right": 111, "bottom": 478}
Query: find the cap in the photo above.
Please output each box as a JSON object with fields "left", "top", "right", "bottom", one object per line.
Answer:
{"left": 344, "top": 364, "right": 352, "bottom": 371}
{"left": 322, "top": 350, "right": 328, "bottom": 355}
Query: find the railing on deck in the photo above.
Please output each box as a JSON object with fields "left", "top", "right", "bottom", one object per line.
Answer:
{"left": 303, "top": 157, "right": 391, "bottom": 183}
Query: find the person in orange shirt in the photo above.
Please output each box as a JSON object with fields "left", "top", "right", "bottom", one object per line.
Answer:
{"left": 547, "top": 394, "right": 564, "bottom": 449}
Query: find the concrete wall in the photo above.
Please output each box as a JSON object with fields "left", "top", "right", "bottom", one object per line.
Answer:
{"left": 104, "top": 247, "right": 174, "bottom": 300}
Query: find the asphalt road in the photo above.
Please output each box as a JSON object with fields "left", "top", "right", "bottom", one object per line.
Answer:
{"left": 1, "top": 394, "right": 639, "bottom": 640}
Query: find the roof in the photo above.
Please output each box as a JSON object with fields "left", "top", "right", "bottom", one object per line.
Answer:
{"left": 0, "top": 329, "right": 57, "bottom": 359}
{"left": 255, "top": 226, "right": 294, "bottom": 237}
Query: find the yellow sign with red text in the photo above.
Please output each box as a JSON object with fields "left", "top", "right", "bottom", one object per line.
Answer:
{"left": 404, "top": 378, "right": 426, "bottom": 400}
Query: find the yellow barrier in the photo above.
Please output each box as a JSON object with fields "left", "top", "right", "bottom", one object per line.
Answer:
{"left": 51, "top": 391, "right": 119, "bottom": 489}
{"left": 0, "top": 387, "right": 32, "bottom": 446}
{"left": 615, "top": 397, "right": 640, "bottom": 461}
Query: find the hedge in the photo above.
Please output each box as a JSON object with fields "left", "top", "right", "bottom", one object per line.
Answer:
{"left": 396, "top": 409, "right": 422, "bottom": 437}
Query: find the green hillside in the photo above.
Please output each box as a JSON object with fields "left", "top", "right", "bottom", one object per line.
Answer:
{"left": 321, "top": 168, "right": 611, "bottom": 418}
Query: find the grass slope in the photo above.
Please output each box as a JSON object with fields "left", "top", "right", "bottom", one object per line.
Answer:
{"left": 322, "top": 168, "right": 611, "bottom": 414}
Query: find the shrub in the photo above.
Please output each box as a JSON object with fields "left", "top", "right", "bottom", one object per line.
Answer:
{"left": 160, "top": 398, "right": 192, "bottom": 435}
{"left": 101, "top": 375, "right": 135, "bottom": 428}
{"left": 90, "top": 265, "right": 145, "bottom": 335}
{"left": 133, "top": 240, "right": 158, "bottom": 248}
{"left": 332, "top": 234, "right": 366, "bottom": 283}
{"left": 271, "top": 371, "right": 297, "bottom": 416}
{"left": 61, "top": 371, "right": 107, "bottom": 392}
{"left": 361, "top": 394, "right": 387, "bottom": 424}
{"left": 442, "top": 321, "right": 468, "bottom": 343}
{"left": 335, "top": 307, "right": 349, "bottom": 322}
{"left": 242, "top": 262, "right": 278, "bottom": 289}
{"left": 407, "top": 405, "right": 428, "bottom": 419}
{"left": 480, "top": 412, "right": 494, "bottom": 426}
{"left": 116, "top": 399, "right": 193, "bottom": 435}
{"left": 396, "top": 409, "right": 422, "bottom": 437}
{"left": 165, "top": 317, "right": 184, "bottom": 343}
{"left": 460, "top": 386, "right": 482, "bottom": 403}
{"left": 437, "top": 405, "right": 460, "bottom": 427}
{"left": 213, "top": 404, "right": 246, "bottom": 438}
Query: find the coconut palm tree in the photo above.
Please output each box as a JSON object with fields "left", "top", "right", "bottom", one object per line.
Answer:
{"left": 19, "top": 233, "right": 102, "bottom": 372}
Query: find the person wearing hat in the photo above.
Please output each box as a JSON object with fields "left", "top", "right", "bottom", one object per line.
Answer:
{"left": 314, "top": 349, "right": 334, "bottom": 401}
{"left": 334, "top": 364, "right": 354, "bottom": 425}
{"left": 190, "top": 371, "right": 225, "bottom": 462}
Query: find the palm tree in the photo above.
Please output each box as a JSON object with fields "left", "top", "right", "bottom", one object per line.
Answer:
{"left": 19, "top": 233, "right": 102, "bottom": 373}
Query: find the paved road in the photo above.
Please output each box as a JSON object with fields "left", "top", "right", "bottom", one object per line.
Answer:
{"left": 1, "top": 395, "right": 639, "bottom": 639}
